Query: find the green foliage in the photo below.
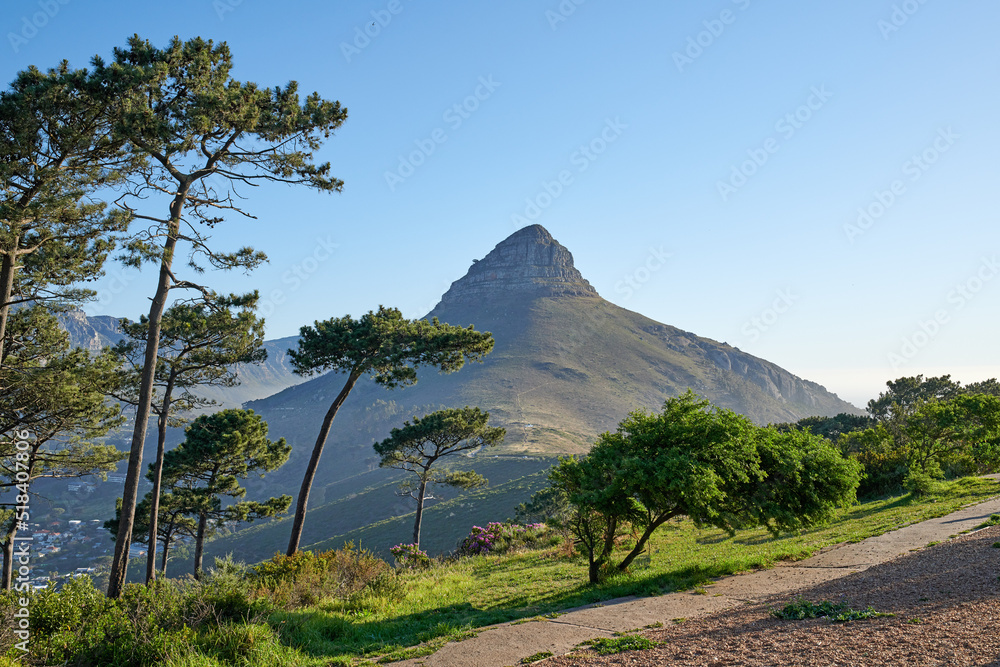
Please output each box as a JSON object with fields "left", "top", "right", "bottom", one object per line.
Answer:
{"left": 457, "top": 522, "right": 554, "bottom": 557}
{"left": 375, "top": 406, "right": 505, "bottom": 546}
{"left": 390, "top": 543, "right": 431, "bottom": 570}
{"left": 0, "top": 60, "right": 132, "bottom": 309}
{"left": 95, "top": 33, "right": 348, "bottom": 594}
{"left": 160, "top": 409, "right": 292, "bottom": 575}
{"left": 780, "top": 413, "right": 874, "bottom": 440}
{"left": 287, "top": 306, "right": 496, "bottom": 555}
{"left": 583, "top": 634, "right": 660, "bottom": 655}
{"left": 552, "top": 391, "right": 859, "bottom": 582}
{"left": 112, "top": 292, "right": 267, "bottom": 420}
{"left": 513, "top": 483, "right": 572, "bottom": 525}
{"left": 867, "top": 374, "right": 962, "bottom": 422}
{"left": 290, "top": 306, "right": 494, "bottom": 386}
{"left": 976, "top": 514, "right": 1000, "bottom": 529}
{"left": 0, "top": 305, "right": 126, "bottom": 588}
{"left": 522, "top": 651, "right": 554, "bottom": 663}
{"left": 903, "top": 465, "right": 944, "bottom": 497}
{"left": 252, "top": 545, "right": 395, "bottom": 609}
{"left": 833, "top": 376, "right": 1000, "bottom": 497}
{"left": 770, "top": 597, "right": 894, "bottom": 622}
{"left": 837, "top": 425, "right": 910, "bottom": 497}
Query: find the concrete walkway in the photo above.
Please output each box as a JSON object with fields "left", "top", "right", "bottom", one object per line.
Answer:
{"left": 394, "top": 485, "right": 1000, "bottom": 667}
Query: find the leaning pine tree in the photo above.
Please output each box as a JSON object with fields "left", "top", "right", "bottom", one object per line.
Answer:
{"left": 286, "top": 306, "right": 494, "bottom": 555}
{"left": 92, "top": 35, "right": 348, "bottom": 598}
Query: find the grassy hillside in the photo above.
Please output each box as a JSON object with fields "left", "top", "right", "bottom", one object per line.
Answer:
{"left": 247, "top": 295, "right": 862, "bottom": 501}
{"left": 166, "top": 456, "right": 556, "bottom": 574}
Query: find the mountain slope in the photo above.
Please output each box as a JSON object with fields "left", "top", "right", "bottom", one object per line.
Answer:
{"left": 247, "top": 225, "right": 860, "bottom": 494}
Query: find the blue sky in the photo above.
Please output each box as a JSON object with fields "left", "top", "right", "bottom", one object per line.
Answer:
{"left": 4, "top": 0, "right": 998, "bottom": 408}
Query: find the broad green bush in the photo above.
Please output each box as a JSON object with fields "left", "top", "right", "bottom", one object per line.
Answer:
{"left": 21, "top": 577, "right": 197, "bottom": 667}
{"left": 252, "top": 544, "right": 392, "bottom": 609}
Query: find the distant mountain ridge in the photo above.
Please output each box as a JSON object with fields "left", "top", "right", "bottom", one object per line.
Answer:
{"left": 58, "top": 310, "right": 304, "bottom": 409}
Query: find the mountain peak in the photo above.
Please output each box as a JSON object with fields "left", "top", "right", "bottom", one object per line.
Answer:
{"left": 435, "top": 225, "right": 598, "bottom": 307}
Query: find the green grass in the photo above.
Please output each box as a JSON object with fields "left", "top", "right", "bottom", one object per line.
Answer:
{"left": 13, "top": 476, "right": 996, "bottom": 666}
{"left": 522, "top": 651, "right": 554, "bottom": 663}
{"left": 770, "top": 598, "right": 894, "bottom": 622}
{"left": 581, "top": 634, "right": 660, "bottom": 655}
{"left": 259, "top": 476, "right": 997, "bottom": 664}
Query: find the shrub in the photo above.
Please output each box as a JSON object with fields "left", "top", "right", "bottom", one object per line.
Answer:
{"left": 903, "top": 465, "right": 944, "bottom": 497}
{"left": 457, "top": 522, "right": 553, "bottom": 557}
{"left": 252, "top": 544, "right": 392, "bottom": 609}
{"left": 390, "top": 543, "right": 431, "bottom": 569}
{"left": 24, "top": 576, "right": 198, "bottom": 667}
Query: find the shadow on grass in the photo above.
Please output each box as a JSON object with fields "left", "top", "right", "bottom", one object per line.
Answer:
{"left": 268, "top": 561, "right": 733, "bottom": 661}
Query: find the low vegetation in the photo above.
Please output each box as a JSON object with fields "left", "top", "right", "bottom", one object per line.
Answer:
{"left": 770, "top": 597, "right": 894, "bottom": 622}
{"left": 2, "top": 476, "right": 995, "bottom": 666}
{"left": 581, "top": 634, "right": 661, "bottom": 655}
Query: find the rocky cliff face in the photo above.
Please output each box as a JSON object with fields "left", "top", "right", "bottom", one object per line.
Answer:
{"left": 57, "top": 310, "right": 125, "bottom": 351}
{"left": 436, "top": 224, "right": 598, "bottom": 306}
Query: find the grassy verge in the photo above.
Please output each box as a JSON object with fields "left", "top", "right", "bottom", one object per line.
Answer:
{"left": 6, "top": 476, "right": 996, "bottom": 666}
{"left": 271, "top": 476, "right": 998, "bottom": 664}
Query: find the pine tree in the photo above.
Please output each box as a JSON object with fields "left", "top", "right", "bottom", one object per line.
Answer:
{"left": 91, "top": 36, "right": 347, "bottom": 597}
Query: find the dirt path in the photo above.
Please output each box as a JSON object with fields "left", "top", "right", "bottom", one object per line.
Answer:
{"left": 394, "top": 484, "right": 1000, "bottom": 667}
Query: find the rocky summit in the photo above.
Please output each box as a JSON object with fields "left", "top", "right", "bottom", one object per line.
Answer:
{"left": 436, "top": 224, "right": 597, "bottom": 305}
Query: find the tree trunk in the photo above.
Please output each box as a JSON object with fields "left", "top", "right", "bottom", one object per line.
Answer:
{"left": 588, "top": 557, "right": 602, "bottom": 584}
{"left": 160, "top": 535, "right": 171, "bottom": 576}
{"left": 194, "top": 513, "right": 208, "bottom": 580}
{"left": 615, "top": 513, "right": 673, "bottom": 573}
{"left": 108, "top": 192, "right": 187, "bottom": 599}
{"left": 145, "top": 374, "right": 176, "bottom": 584}
{"left": 0, "top": 241, "right": 20, "bottom": 367}
{"left": 286, "top": 369, "right": 362, "bottom": 556}
{"left": 412, "top": 477, "right": 428, "bottom": 547}
{"left": 1, "top": 523, "right": 16, "bottom": 591}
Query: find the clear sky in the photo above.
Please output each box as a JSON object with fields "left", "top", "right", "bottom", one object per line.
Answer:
{"left": 4, "top": 0, "right": 998, "bottom": 408}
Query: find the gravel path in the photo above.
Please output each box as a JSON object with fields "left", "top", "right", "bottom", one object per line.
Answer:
{"left": 397, "top": 489, "right": 1000, "bottom": 667}
{"left": 549, "top": 522, "right": 1000, "bottom": 666}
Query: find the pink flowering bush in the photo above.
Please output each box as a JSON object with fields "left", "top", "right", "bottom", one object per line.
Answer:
{"left": 390, "top": 543, "right": 431, "bottom": 569}
{"left": 457, "top": 522, "right": 552, "bottom": 557}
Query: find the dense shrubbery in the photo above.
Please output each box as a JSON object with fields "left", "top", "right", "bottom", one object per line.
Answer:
{"left": 457, "top": 522, "right": 555, "bottom": 557}
{"left": 0, "top": 546, "right": 401, "bottom": 667}
{"left": 252, "top": 543, "right": 394, "bottom": 608}
{"left": 784, "top": 376, "right": 1000, "bottom": 498}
